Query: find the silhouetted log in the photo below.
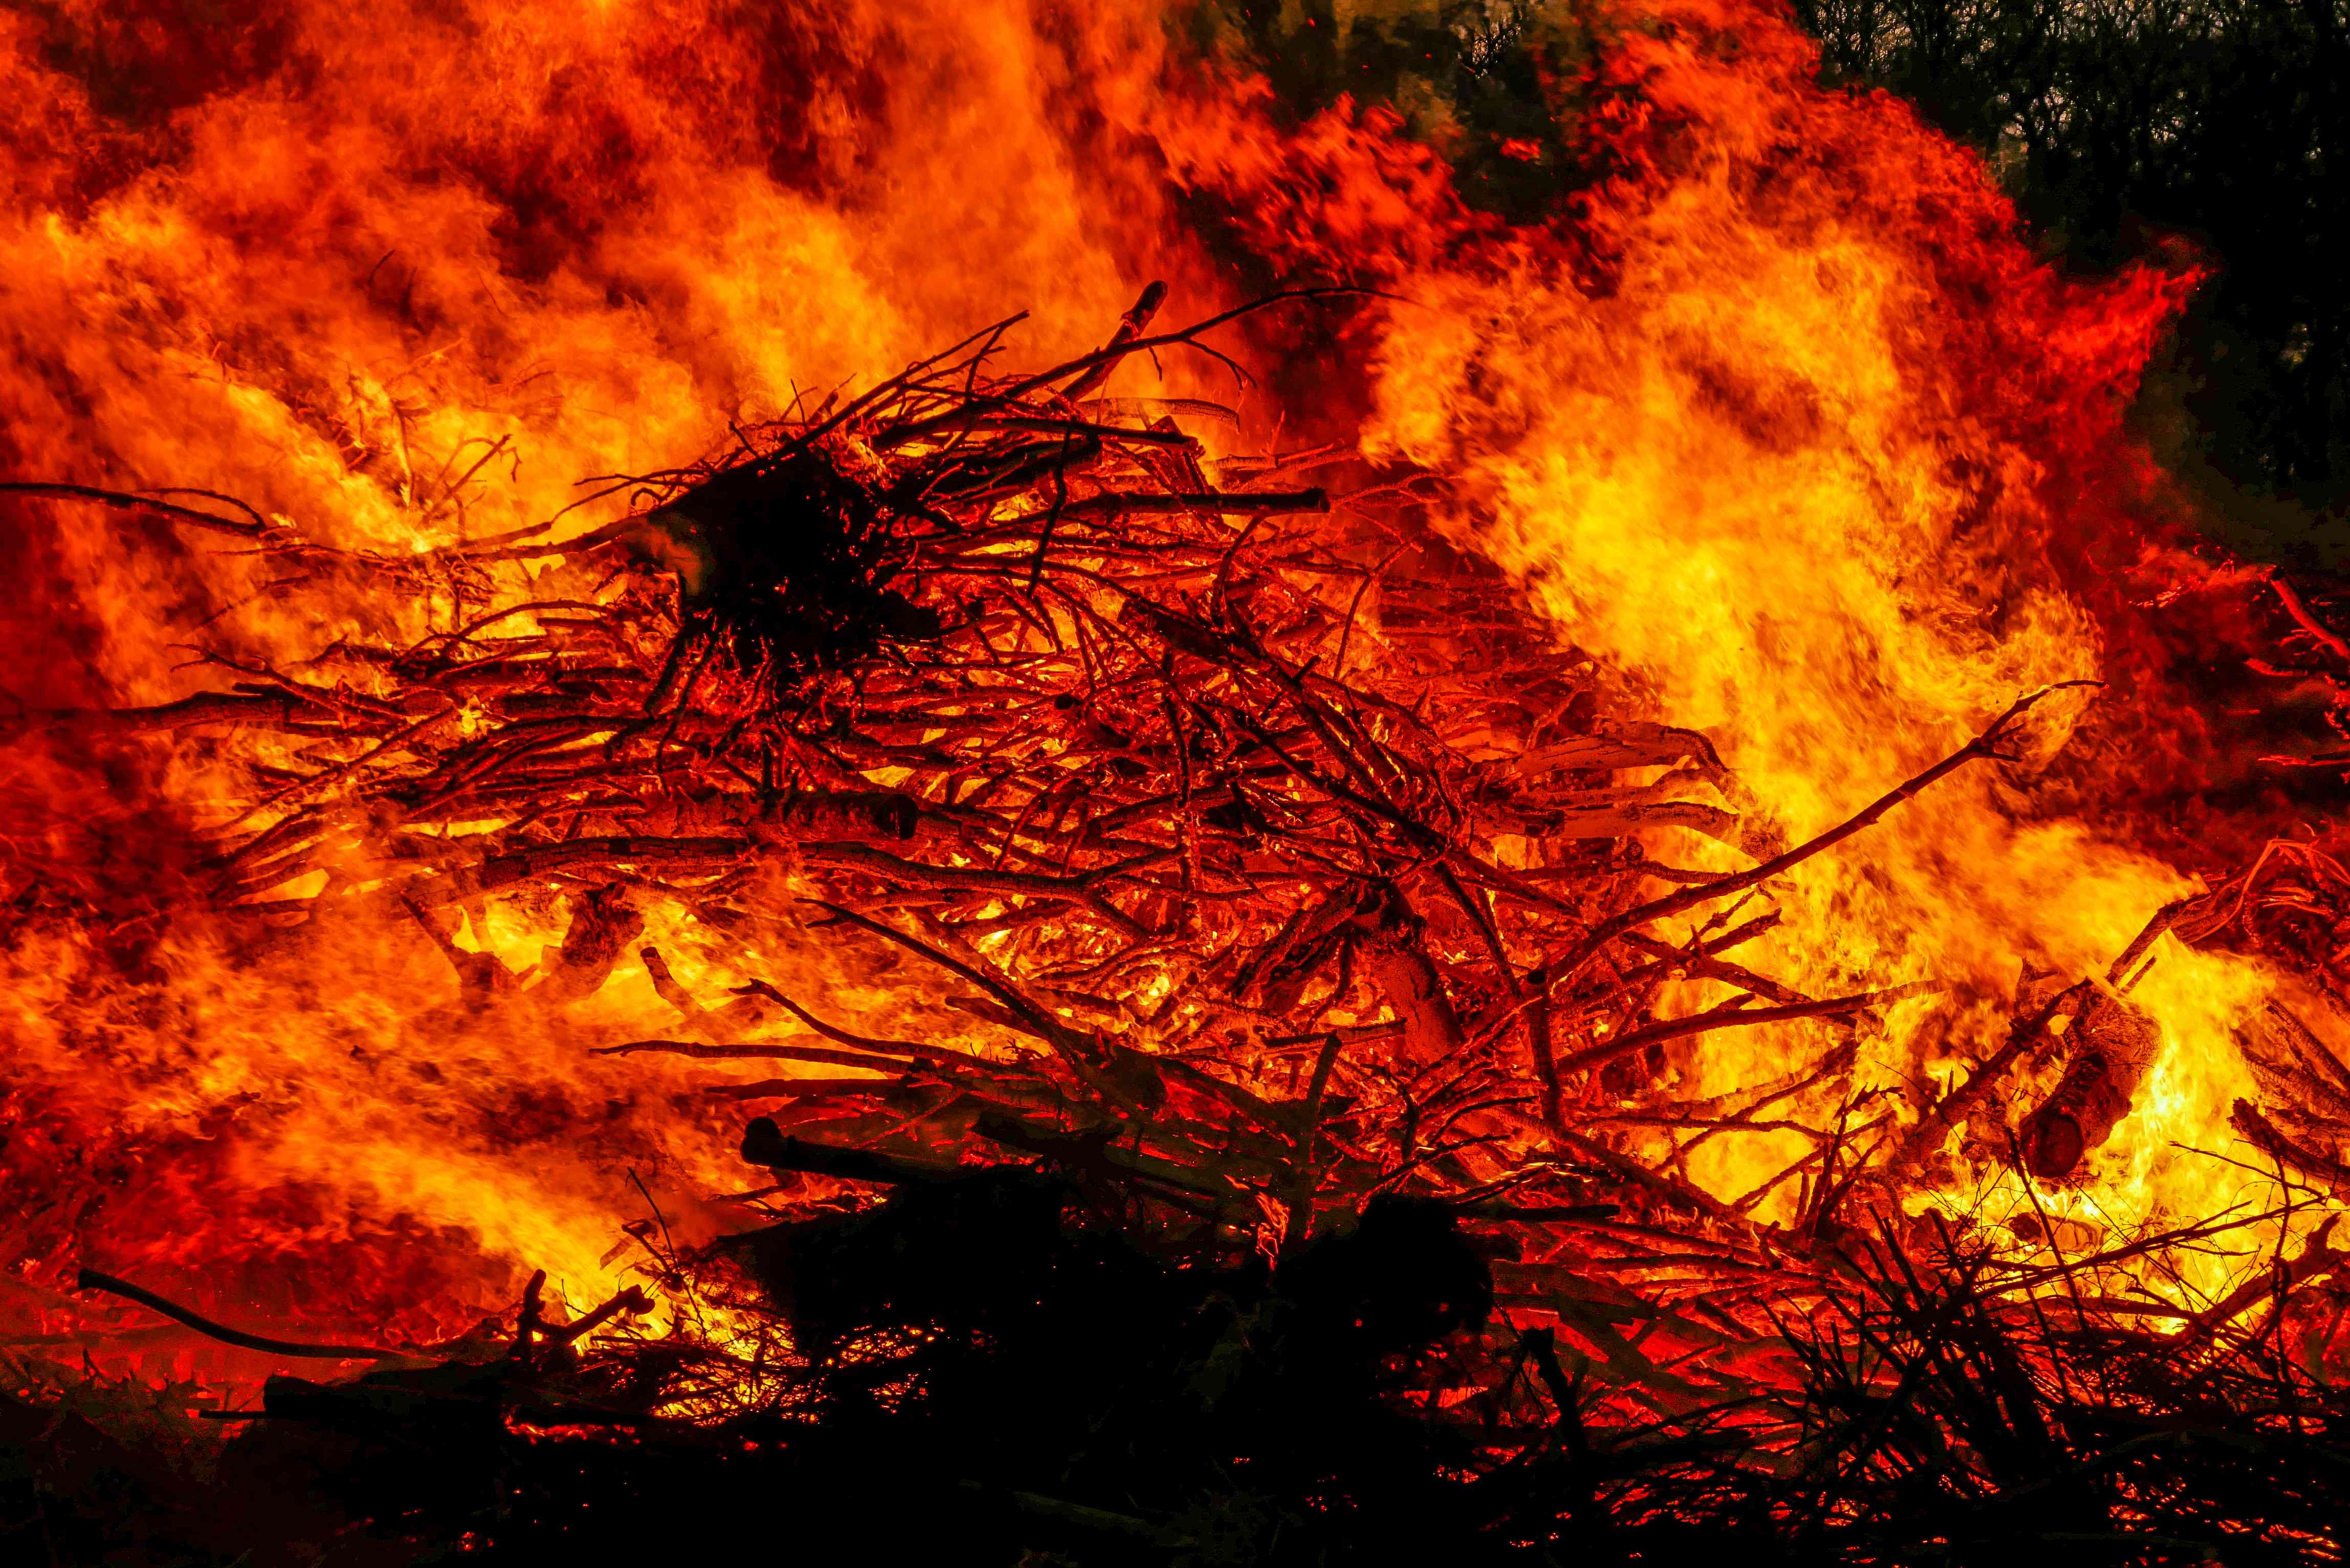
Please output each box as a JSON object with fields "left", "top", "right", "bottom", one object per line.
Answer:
{"left": 972, "top": 1113, "right": 1233, "bottom": 1215}
{"left": 540, "top": 1286, "right": 652, "bottom": 1345}
{"left": 738, "top": 1118, "right": 961, "bottom": 1184}
{"left": 1053, "top": 280, "right": 1170, "bottom": 403}
{"left": 703, "top": 1076, "right": 923, "bottom": 1101}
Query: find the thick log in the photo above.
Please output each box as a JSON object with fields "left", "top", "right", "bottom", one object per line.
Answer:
{"left": 738, "top": 1119, "right": 962, "bottom": 1184}
{"left": 2019, "top": 988, "right": 2163, "bottom": 1179}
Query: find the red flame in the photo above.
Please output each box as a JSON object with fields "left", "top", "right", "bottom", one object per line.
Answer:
{"left": 0, "top": 0, "right": 2329, "bottom": 1379}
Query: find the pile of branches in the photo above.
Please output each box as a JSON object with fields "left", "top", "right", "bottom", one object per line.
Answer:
{"left": 13, "top": 290, "right": 2350, "bottom": 1559}
{"left": 15, "top": 285, "right": 1947, "bottom": 1387}
{"left": 25, "top": 1189, "right": 2350, "bottom": 1565}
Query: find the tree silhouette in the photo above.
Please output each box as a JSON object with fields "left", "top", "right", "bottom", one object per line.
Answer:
{"left": 1795, "top": 0, "right": 2347, "bottom": 564}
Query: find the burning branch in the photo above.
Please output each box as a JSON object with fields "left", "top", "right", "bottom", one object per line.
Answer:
{"left": 11, "top": 295, "right": 2308, "bottom": 1462}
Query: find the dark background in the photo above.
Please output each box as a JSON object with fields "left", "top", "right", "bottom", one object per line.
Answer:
{"left": 1794, "top": 0, "right": 2345, "bottom": 572}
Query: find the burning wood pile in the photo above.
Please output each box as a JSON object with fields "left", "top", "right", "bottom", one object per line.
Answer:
{"left": 14, "top": 292, "right": 2350, "bottom": 1562}
{"left": 12, "top": 0, "right": 2350, "bottom": 1552}
{"left": 24, "top": 289, "right": 1978, "bottom": 1311}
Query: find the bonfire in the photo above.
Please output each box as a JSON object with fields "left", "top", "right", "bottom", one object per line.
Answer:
{"left": 5, "top": 0, "right": 2350, "bottom": 1562}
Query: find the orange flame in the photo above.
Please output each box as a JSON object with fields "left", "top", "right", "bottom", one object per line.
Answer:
{"left": 1344, "top": 0, "right": 2290, "bottom": 1290}
{"left": 0, "top": 0, "right": 2317, "bottom": 1366}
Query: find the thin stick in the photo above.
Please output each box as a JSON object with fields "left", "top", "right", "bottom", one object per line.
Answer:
{"left": 1551, "top": 983, "right": 1943, "bottom": 1080}
{"left": 1532, "top": 684, "right": 2095, "bottom": 1008}
{"left": 77, "top": 1269, "right": 405, "bottom": 1360}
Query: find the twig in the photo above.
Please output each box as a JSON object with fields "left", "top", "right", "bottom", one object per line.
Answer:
{"left": 77, "top": 1269, "right": 406, "bottom": 1360}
